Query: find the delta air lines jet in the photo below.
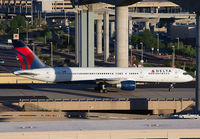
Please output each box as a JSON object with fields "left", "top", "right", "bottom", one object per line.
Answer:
{"left": 12, "top": 40, "right": 193, "bottom": 92}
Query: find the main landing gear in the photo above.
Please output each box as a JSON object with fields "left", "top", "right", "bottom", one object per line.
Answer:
{"left": 95, "top": 83, "right": 108, "bottom": 93}
{"left": 169, "top": 83, "right": 175, "bottom": 92}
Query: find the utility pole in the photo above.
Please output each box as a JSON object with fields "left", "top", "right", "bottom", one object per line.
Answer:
{"left": 50, "top": 42, "right": 53, "bottom": 67}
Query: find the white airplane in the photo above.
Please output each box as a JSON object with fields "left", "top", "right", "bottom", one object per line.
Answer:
{"left": 12, "top": 40, "right": 193, "bottom": 93}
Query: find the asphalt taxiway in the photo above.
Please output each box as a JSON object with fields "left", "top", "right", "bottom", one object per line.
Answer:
{"left": 0, "top": 83, "right": 195, "bottom": 100}
{"left": 0, "top": 46, "right": 20, "bottom": 73}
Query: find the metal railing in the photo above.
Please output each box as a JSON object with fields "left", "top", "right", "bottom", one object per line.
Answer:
{"left": 19, "top": 97, "right": 195, "bottom": 102}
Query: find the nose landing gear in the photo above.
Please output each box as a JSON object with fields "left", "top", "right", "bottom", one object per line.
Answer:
{"left": 169, "top": 83, "right": 175, "bottom": 92}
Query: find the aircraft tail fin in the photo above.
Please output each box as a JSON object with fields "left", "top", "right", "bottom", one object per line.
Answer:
{"left": 12, "top": 40, "right": 46, "bottom": 70}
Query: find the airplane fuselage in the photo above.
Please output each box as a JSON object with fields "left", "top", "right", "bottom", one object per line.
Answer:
{"left": 14, "top": 67, "right": 193, "bottom": 83}
{"left": 12, "top": 40, "right": 193, "bottom": 92}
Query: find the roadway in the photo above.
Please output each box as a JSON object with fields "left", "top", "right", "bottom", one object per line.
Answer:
{"left": 0, "top": 46, "right": 20, "bottom": 73}
{"left": 0, "top": 83, "right": 194, "bottom": 100}
{"left": 98, "top": 8, "right": 196, "bottom": 19}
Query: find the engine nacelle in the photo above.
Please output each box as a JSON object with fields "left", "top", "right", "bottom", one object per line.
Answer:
{"left": 116, "top": 81, "right": 136, "bottom": 91}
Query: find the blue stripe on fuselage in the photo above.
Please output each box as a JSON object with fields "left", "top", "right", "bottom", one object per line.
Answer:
{"left": 30, "top": 56, "right": 46, "bottom": 69}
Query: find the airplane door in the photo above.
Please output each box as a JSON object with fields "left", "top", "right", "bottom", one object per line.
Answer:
{"left": 175, "top": 70, "right": 179, "bottom": 78}
{"left": 46, "top": 71, "right": 50, "bottom": 79}
{"left": 139, "top": 68, "right": 144, "bottom": 78}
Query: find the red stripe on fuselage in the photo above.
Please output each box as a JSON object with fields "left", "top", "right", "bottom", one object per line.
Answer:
{"left": 15, "top": 47, "right": 35, "bottom": 69}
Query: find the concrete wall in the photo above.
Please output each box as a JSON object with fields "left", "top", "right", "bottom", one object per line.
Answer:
{"left": 17, "top": 101, "right": 131, "bottom": 111}
{"left": 42, "top": 1, "right": 52, "bottom": 13}
{"left": 0, "top": 129, "right": 200, "bottom": 139}
{"left": 36, "top": 0, "right": 74, "bottom": 13}
{"left": 170, "top": 24, "right": 196, "bottom": 39}
{"left": 17, "top": 100, "right": 194, "bottom": 114}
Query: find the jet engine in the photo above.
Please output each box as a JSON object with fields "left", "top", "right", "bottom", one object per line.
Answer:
{"left": 116, "top": 81, "right": 136, "bottom": 91}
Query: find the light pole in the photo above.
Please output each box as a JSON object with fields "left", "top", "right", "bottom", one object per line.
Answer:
{"left": 26, "top": 21, "right": 28, "bottom": 43}
{"left": 68, "top": 26, "right": 70, "bottom": 46}
{"left": 68, "top": 20, "right": 70, "bottom": 47}
{"left": 177, "top": 37, "right": 179, "bottom": 55}
{"left": 151, "top": 47, "right": 154, "bottom": 54}
{"left": 177, "top": 37, "right": 179, "bottom": 49}
{"left": 140, "top": 42, "right": 144, "bottom": 64}
{"left": 16, "top": 28, "right": 19, "bottom": 39}
{"left": 39, "top": 11, "right": 41, "bottom": 27}
{"left": 64, "top": 10, "right": 67, "bottom": 26}
{"left": 31, "top": 0, "right": 33, "bottom": 25}
{"left": 17, "top": 28, "right": 19, "bottom": 34}
{"left": 33, "top": 43, "right": 35, "bottom": 54}
{"left": 50, "top": 42, "right": 53, "bottom": 67}
{"left": 129, "top": 45, "right": 133, "bottom": 66}
{"left": 172, "top": 45, "right": 175, "bottom": 67}
{"left": 157, "top": 33, "right": 159, "bottom": 55}
{"left": 1, "top": 0, "right": 2, "bottom": 8}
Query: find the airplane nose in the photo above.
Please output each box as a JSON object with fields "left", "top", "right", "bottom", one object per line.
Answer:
{"left": 188, "top": 75, "right": 193, "bottom": 82}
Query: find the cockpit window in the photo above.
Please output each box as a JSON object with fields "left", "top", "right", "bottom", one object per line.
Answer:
{"left": 183, "top": 72, "right": 189, "bottom": 75}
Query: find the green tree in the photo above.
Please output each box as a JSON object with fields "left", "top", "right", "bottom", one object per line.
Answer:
{"left": 132, "top": 30, "right": 164, "bottom": 50}
{"left": 32, "top": 17, "right": 45, "bottom": 28}
{"left": 10, "top": 15, "right": 26, "bottom": 33}
{"left": 0, "top": 20, "right": 9, "bottom": 34}
{"left": 37, "top": 37, "right": 45, "bottom": 43}
{"left": 45, "top": 31, "right": 52, "bottom": 40}
{"left": 56, "top": 30, "right": 64, "bottom": 39}
{"left": 167, "top": 42, "right": 195, "bottom": 57}
{"left": 132, "top": 34, "right": 140, "bottom": 46}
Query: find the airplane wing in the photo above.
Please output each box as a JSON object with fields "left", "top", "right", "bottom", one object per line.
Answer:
{"left": 14, "top": 72, "right": 38, "bottom": 76}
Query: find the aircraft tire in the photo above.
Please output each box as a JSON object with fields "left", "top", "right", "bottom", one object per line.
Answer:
{"left": 103, "top": 89, "right": 108, "bottom": 93}
{"left": 99, "top": 89, "right": 103, "bottom": 93}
